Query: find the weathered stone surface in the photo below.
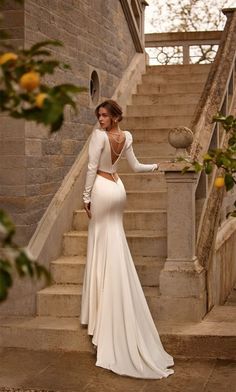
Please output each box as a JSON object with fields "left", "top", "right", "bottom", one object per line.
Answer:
{"left": 0, "top": 139, "right": 25, "bottom": 155}
{"left": 1, "top": 0, "right": 136, "bottom": 246}
{"left": 25, "top": 139, "right": 42, "bottom": 156}
{"left": 1, "top": 347, "right": 236, "bottom": 391}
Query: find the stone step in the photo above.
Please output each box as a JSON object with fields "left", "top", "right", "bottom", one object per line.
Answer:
{"left": 118, "top": 172, "right": 167, "bottom": 191}
{"left": 73, "top": 209, "right": 167, "bottom": 231}
{"left": 1, "top": 306, "right": 235, "bottom": 358}
{"left": 146, "top": 63, "right": 211, "bottom": 75}
{"left": 51, "top": 256, "right": 86, "bottom": 285}
{"left": 126, "top": 104, "right": 196, "bottom": 117}
{"left": 125, "top": 190, "right": 167, "bottom": 209}
{"left": 37, "top": 284, "right": 82, "bottom": 317}
{"left": 155, "top": 306, "right": 236, "bottom": 360}
{"left": 51, "top": 255, "right": 165, "bottom": 286}
{"left": 137, "top": 82, "right": 204, "bottom": 95}
{"left": 37, "top": 283, "right": 161, "bottom": 318}
{"left": 63, "top": 230, "right": 167, "bottom": 257}
{"left": 123, "top": 128, "right": 171, "bottom": 143}
{"left": 131, "top": 92, "right": 201, "bottom": 105}
{"left": 123, "top": 115, "right": 192, "bottom": 129}
{"left": 131, "top": 142, "right": 175, "bottom": 155}
{"left": 142, "top": 73, "right": 207, "bottom": 84}
{"left": 0, "top": 315, "right": 92, "bottom": 352}
{"left": 118, "top": 156, "right": 174, "bottom": 172}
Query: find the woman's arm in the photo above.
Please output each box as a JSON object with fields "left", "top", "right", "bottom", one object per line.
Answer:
{"left": 124, "top": 131, "right": 159, "bottom": 172}
{"left": 83, "top": 129, "right": 105, "bottom": 204}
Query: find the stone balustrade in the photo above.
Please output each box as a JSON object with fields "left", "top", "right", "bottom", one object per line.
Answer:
{"left": 159, "top": 9, "right": 236, "bottom": 320}
{"left": 145, "top": 31, "right": 222, "bottom": 65}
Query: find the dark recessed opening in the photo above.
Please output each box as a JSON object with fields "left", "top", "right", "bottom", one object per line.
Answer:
{"left": 90, "top": 70, "right": 100, "bottom": 104}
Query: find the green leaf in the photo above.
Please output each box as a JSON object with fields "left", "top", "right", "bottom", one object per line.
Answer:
{"left": 15, "top": 251, "right": 33, "bottom": 277}
{"left": 193, "top": 161, "right": 202, "bottom": 173}
{"left": 36, "top": 60, "right": 60, "bottom": 75}
{"left": 34, "top": 262, "right": 51, "bottom": 284}
{"left": 208, "top": 149, "right": 218, "bottom": 158}
{"left": 52, "top": 84, "right": 87, "bottom": 94}
{"left": 61, "top": 63, "right": 71, "bottom": 70}
{"left": 228, "top": 137, "right": 236, "bottom": 146}
{"left": 225, "top": 115, "right": 234, "bottom": 125}
{"left": 41, "top": 99, "right": 63, "bottom": 124}
{"left": 203, "top": 154, "right": 212, "bottom": 161}
{"left": 225, "top": 173, "right": 235, "bottom": 191}
{"left": 229, "top": 145, "right": 236, "bottom": 153}
{"left": 221, "top": 156, "right": 232, "bottom": 168}
{"left": 0, "top": 259, "right": 11, "bottom": 272}
{"left": 0, "top": 268, "right": 12, "bottom": 288}
{"left": 204, "top": 161, "right": 212, "bottom": 174}
{"left": 10, "top": 111, "right": 24, "bottom": 119}
{"left": 212, "top": 113, "right": 226, "bottom": 123}
{"left": 0, "top": 209, "right": 15, "bottom": 241}
{"left": 28, "top": 40, "right": 63, "bottom": 55}
{"left": 19, "top": 108, "right": 43, "bottom": 121}
{"left": 181, "top": 165, "right": 190, "bottom": 174}
{"left": 50, "top": 114, "right": 64, "bottom": 132}
{"left": 0, "top": 90, "right": 8, "bottom": 107}
{"left": 0, "top": 273, "right": 8, "bottom": 301}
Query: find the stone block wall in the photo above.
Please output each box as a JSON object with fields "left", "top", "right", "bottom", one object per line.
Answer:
{"left": 0, "top": 0, "right": 137, "bottom": 245}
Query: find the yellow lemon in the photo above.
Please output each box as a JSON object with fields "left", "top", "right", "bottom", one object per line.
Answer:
{"left": 0, "top": 52, "right": 18, "bottom": 65}
{"left": 19, "top": 71, "right": 40, "bottom": 91}
{"left": 35, "top": 93, "right": 48, "bottom": 108}
{"left": 214, "top": 177, "right": 225, "bottom": 188}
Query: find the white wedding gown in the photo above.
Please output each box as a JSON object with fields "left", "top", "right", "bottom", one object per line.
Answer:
{"left": 80, "top": 128, "right": 174, "bottom": 379}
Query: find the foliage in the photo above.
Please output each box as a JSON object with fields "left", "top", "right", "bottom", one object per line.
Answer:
{"left": 178, "top": 114, "right": 236, "bottom": 217}
{"left": 0, "top": 40, "right": 87, "bottom": 132}
{"left": 0, "top": 209, "right": 51, "bottom": 302}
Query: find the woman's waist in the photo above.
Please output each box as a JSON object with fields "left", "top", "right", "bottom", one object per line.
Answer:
{"left": 97, "top": 169, "right": 119, "bottom": 181}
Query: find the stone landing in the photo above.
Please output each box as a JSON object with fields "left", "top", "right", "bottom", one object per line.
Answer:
{"left": 0, "top": 305, "right": 235, "bottom": 359}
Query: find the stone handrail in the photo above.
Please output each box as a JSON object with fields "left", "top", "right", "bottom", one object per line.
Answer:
{"left": 190, "top": 8, "right": 236, "bottom": 269}
{"left": 120, "top": 0, "right": 148, "bottom": 52}
{"left": 145, "top": 31, "right": 222, "bottom": 64}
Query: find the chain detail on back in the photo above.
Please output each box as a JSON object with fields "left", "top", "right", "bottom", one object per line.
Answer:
{"left": 106, "top": 131, "right": 126, "bottom": 165}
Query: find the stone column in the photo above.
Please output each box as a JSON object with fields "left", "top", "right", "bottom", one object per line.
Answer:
{"left": 158, "top": 128, "right": 207, "bottom": 322}
{"left": 158, "top": 164, "right": 207, "bottom": 322}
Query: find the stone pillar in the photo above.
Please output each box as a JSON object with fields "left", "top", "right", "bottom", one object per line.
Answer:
{"left": 158, "top": 164, "right": 207, "bottom": 322}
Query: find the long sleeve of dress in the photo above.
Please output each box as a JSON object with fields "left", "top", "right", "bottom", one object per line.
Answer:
{"left": 124, "top": 132, "right": 159, "bottom": 172}
{"left": 83, "top": 129, "right": 105, "bottom": 204}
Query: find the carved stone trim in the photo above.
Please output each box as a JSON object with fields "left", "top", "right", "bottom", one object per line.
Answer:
{"left": 119, "top": 0, "right": 144, "bottom": 53}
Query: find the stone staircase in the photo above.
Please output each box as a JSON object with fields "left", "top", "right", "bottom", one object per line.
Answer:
{"left": 0, "top": 63, "right": 213, "bottom": 353}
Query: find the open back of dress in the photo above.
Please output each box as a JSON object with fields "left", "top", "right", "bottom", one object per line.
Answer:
{"left": 105, "top": 131, "right": 126, "bottom": 165}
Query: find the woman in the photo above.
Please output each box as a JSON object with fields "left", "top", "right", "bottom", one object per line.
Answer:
{"left": 81, "top": 99, "right": 174, "bottom": 379}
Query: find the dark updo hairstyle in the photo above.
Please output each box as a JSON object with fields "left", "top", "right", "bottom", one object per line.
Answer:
{"left": 95, "top": 99, "right": 123, "bottom": 122}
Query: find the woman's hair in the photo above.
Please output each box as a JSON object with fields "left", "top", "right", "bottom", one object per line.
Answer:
{"left": 95, "top": 100, "right": 123, "bottom": 122}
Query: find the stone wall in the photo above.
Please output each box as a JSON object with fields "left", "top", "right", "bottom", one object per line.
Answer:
{"left": 0, "top": 0, "right": 137, "bottom": 245}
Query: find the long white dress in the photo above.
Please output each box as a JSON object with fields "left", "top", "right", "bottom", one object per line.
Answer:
{"left": 81, "top": 128, "right": 174, "bottom": 379}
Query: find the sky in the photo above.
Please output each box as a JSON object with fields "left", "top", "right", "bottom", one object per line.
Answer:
{"left": 144, "top": 0, "right": 236, "bottom": 33}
